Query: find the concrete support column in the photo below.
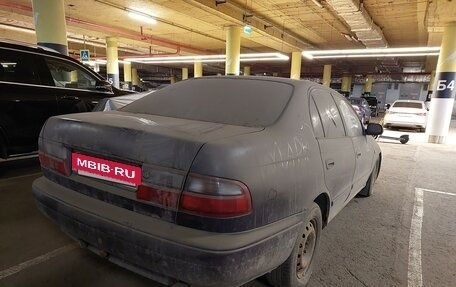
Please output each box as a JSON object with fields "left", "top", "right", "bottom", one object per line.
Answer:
{"left": 341, "top": 75, "right": 350, "bottom": 92}
{"left": 194, "top": 61, "right": 203, "bottom": 78}
{"left": 132, "top": 68, "right": 139, "bottom": 87}
{"left": 347, "top": 76, "right": 352, "bottom": 93}
{"left": 273, "top": 72, "right": 279, "bottom": 77}
{"left": 243, "top": 66, "right": 251, "bottom": 76}
{"left": 32, "top": 0, "right": 68, "bottom": 55}
{"left": 182, "top": 67, "right": 188, "bottom": 80}
{"left": 225, "top": 26, "right": 241, "bottom": 75}
{"left": 106, "top": 37, "right": 119, "bottom": 88}
{"left": 364, "top": 74, "right": 373, "bottom": 95}
{"left": 426, "top": 22, "right": 456, "bottom": 144}
{"left": 322, "top": 64, "right": 331, "bottom": 87}
{"left": 170, "top": 76, "right": 176, "bottom": 84}
{"left": 290, "top": 51, "right": 302, "bottom": 80}
{"left": 123, "top": 62, "right": 132, "bottom": 90}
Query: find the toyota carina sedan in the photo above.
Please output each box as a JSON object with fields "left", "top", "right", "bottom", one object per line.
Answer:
{"left": 33, "top": 76, "right": 383, "bottom": 287}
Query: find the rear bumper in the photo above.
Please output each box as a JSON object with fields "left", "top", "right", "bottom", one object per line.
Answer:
{"left": 32, "top": 176, "right": 301, "bottom": 287}
{"left": 383, "top": 115, "right": 426, "bottom": 128}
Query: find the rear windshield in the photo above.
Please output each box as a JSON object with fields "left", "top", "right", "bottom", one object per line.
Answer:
{"left": 363, "top": 97, "right": 377, "bottom": 105}
{"left": 392, "top": 102, "right": 423, "bottom": 109}
{"left": 121, "top": 78, "right": 293, "bottom": 127}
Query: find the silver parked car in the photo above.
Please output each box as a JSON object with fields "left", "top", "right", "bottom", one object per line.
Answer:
{"left": 33, "top": 76, "right": 383, "bottom": 287}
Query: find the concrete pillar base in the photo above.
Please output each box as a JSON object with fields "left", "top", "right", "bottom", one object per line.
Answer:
{"left": 427, "top": 135, "right": 445, "bottom": 144}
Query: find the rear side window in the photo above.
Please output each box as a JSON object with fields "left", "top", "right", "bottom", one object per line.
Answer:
{"left": 309, "top": 97, "right": 324, "bottom": 138}
{"left": 0, "top": 48, "right": 42, "bottom": 85}
{"left": 121, "top": 78, "right": 293, "bottom": 127}
{"left": 311, "top": 89, "right": 345, "bottom": 138}
{"left": 44, "top": 57, "right": 99, "bottom": 90}
{"left": 392, "top": 102, "right": 423, "bottom": 109}
{"left": 334, "top": 95, "right": 363, "bottom": 137}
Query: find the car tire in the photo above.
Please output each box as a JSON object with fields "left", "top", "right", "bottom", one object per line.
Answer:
{"left": 358, "top": 159, "right": 379, "bottom": 197}
{"left": 267, "top": 203, "right": 322, "bottom": 287}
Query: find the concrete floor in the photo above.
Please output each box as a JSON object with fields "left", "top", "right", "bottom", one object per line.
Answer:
{"left": 1, "top": 121, "right": 455, "bottom": 287}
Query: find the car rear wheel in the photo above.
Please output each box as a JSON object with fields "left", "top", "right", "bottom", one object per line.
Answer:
{"left": 358, "top": 158, "right": 379, "bottom": 197}
{"left": 267, "top": 203, "right": 322, "bottom": 287}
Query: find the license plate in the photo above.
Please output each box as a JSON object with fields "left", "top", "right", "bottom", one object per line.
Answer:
{"left": 71, "top": 152, "right": 142, "bottom": 186}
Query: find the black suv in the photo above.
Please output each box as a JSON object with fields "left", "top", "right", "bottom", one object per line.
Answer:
{"left": 0, "top": 41, "right": 132, "bottom": 159}
{"left": 362, "top": 96, "right": 380, "bottom": 117}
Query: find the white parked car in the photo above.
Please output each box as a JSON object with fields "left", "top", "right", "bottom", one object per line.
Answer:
{"left": 383, "top": 100, "right": 428, "bottom": 132}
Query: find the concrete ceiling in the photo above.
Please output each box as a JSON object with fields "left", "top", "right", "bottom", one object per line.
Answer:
{"left": 0, "top": 0, "right": 455, "bottom": 77}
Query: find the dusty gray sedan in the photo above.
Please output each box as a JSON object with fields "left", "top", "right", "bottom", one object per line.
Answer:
{"left": 33, "top": 76, "right": 383, "bottom": 287}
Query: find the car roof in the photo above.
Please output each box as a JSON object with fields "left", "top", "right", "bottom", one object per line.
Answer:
{"left": 393, "top": 100, "right": 425, "bottom": 103}
{"left": 0, "top": 39, "right": 104, "bottom": 81}
{"left": 186, "top": 75, "right": 323, "bottom": 91}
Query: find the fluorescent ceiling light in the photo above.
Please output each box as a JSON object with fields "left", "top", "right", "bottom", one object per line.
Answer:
{"left": 311, "top": 0, "right": 323, "bottom": 8}
{"left": 302, "top": 47, "right": 441, "bottom": 59}
{"left": 0, "top": 23, "right": 35, "bottom": 34}
{"left": 128, "top": 12, "right": 157, "bottom": 25}
{"left": 125, "top": 52, "right": 289, "bottom": 64}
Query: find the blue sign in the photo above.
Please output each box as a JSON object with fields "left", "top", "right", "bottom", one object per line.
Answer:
{"left": 80, "top": 50, "right": 90, "bottom": 62}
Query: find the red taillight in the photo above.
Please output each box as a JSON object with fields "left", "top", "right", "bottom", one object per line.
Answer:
{"left": 39, "top": 152, "right": 70, "bottom": 176}
{"left": 136, "top": 184, "right": 180, "bottom": 208}
{"left": 179, "top": 173, "right": 252, "bottom": 218}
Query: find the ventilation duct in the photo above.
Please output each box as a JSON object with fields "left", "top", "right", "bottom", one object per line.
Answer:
{"left": 326, "top": 0, "right": 388, "bottom": 48}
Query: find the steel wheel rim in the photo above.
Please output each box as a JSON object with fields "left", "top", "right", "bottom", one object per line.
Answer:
{"left": 296, "top": 220, "right": 317, "bottom": 279}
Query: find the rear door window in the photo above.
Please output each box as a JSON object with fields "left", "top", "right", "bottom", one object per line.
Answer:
{"left": 333, "top": 94, "right": 363, "bottom": 137}
{"left": 0, "top": 48, "right": 42, "bottom": 85}
{"left": 310, "top": 89, "right": 345, "bottom": 138}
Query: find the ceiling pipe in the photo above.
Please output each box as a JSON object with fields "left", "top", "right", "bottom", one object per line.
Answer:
{"left": 0, "top": 1, "right": 208, "bottom": 54}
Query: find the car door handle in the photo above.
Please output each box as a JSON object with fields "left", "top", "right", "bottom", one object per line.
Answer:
{"left": 325, "top": 159, "right": 335, "bottom": 170}
{"left": 357, "top": 152, "right": 362, "bottom": 158}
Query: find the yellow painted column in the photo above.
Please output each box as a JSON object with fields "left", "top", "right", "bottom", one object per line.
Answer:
{"left": 273, "top": 72, "right": 279, "bottom": 77}
{"left": 106, "top": 37, "right": 119, "bottom": 88}
{"left": 225, "top": 26, "right": 241, "bottom": 75}
{"left": 322, "top": 64, "right": 331, "bottom": 87}
{"left": 341, "top": 76, "right": 350, "bottom": 92}
{"left": 123, "top": 61, "right": 132, "bottom": 90}
{"left": 347, "top": 76, "right": 352, "bottom": 93}
{"left": 364, "top": 74, "right": 373, "bottom": 95}
{"left": 170, "top": 76, "right": 176, "bottom": 84}
{"left": 194, "top": 61, "right": 203, "bottom": 78}
{"left": 243, "top": 66, "right": 251, "bottom": 76}
{"left": 290, "top": 51, "right": 302, "bottom": 80}
{"left": 182, "top": 67, "right": 188, "bottom": 80}
{"left": 31, "top": 0, "right": 68, "bottom": 55}
{"left": 132, "top": 68, "right": 139, "bottom": 86}
{"left": 426, "top": 22, "right": 456, "bottom": 144}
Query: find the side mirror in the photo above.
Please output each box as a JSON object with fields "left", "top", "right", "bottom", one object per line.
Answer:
{"left": 95, "top": 80, "right": 113, "bottom": 93}
{"left": 386, "top": 103, "right": 391, "bottom": 109}
{"left": 365, "top": 123, "right": 383, "bottom": 136}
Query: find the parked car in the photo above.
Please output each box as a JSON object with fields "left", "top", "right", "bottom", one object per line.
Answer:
{"left": 33, "top": 76, "right": 383, "bottom": 287}
{"left": 92, "top": 92, "right": 150, "bottom": 111}
{"left": 349, "top": 97, "right": 371, "bottom": 124}
{"left": 383, "top": 100, "right": 428, "bottom": 132}
{"left": 0, "top": 40, "right": 133, "bottom": 159}
{"left": 362, "top": 96, "right": 380, "bottom": 117}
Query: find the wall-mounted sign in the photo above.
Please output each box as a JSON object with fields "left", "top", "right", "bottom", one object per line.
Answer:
{"left": 80, "top": 50, "right": 90, "bottom": 62}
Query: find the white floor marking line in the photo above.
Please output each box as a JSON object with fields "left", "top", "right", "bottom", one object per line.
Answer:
{"left": 421, "top": 188, "right": 456, "bottom": 197}
{"left": 408, "top": 188, "right": 424, "bottom": 287}
{"left": 0, "top": 244, "right": 77, "bottom": 280}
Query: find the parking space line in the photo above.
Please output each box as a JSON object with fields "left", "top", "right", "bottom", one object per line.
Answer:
{"left": 408, "top": 188, "right": 424, "bottom": 287}
{"left": 0, "top": 244, "right": 77, "bottom": 280}
{"left": 421, "top": 188, "right": 456, "bottom": 197}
